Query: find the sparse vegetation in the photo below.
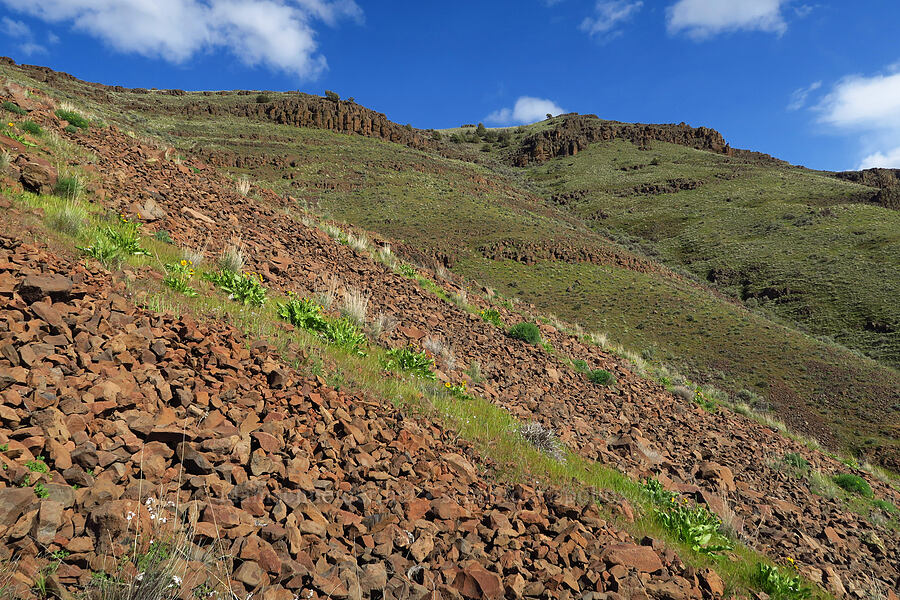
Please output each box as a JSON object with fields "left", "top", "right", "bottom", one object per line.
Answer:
{"left": 518, "top": 422, "right": 566, "bottom": 462}
{"left": 53, "top": 175, "right": 82, "bottom": 199}
{"left": 341, "top": 288, "right": 369, "bottom": 326}
{"left": 46, "top": 201, "right": 87, "bottom": 236}
{"left": 20, "top": 120, "right": 42, "bottom": 136}
{"left": 163, "top": 261, "right": 199, "bottom": 297}
{"left": 752, "top": 563, "right": 812, "bottom": 600}
{"left": 480, "top": 308, "right": 504, "bottom": 327}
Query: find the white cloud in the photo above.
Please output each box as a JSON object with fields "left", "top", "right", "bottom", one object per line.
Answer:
{"left": 815, "top": 66, "right": 900, "bottom": 170}
{"left": 817, "top": 71, "right": 900, "bottom": 130}
{"left": 787, "top": 80, "right": 821, "bottom": 111}
{"left": 667, "top": 0, "right": 787, "bottom": 40}
{"left": 486, "top": 96, "right": 565, "bottom": 125}
{"left": 0, "top": 0, "right": 362, "bottom": 78}
{"left": 580, "top": 1, "right": 643, "bottom": 37}
{"left": 1, "top": 16, "right": 47, "bottom": 55}
{"left": 858, "top": 147, "right": 900, "bottom": 170}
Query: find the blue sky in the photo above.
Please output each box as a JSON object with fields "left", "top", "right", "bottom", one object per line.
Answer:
{"left": 1, "top": 0, "right": 900, "bottom": 171}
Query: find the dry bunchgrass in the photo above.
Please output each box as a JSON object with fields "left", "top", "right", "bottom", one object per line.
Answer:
{"left": 46, "top": 200, "right": 88, "bottom": 237}
{"left": 424, "top": 336, "right": 457, "bottom": 371}
{"left": 377, "top": 244, "right": 397, "bottom": 268}
{"left": 316, "top": 278, "right": 339, "bottom": 309}
{"left": 671, "top": 385, "right": 693, "bottom": 402}
{"left": 590, "top": 331, "right": 609, "bottom": 349}
{"left": 0, "top": 149, "right": 10, "bottom": 172}
{"left": 450, "top": 288, "right": 468, "bottom": 308}
{"left": 0, "top": 558, "right": 24, "bottom": 600}
{"left": 346, "top": 231, "right": 370, "bottom": 253}
{"left": 435, "top": 264, "right": 450, "bottom": 280}
{"left": 235, "top": 177, "right": 251, "bottom": 196}
{"left": 182, "top": 245, "right": 206, "bottom": 267}
{"left": 518, "top": 422, "right": 566, "bottom": 462}
{"left": 341, "top": 288, "right": 369, "bottom": 326}
{"left": 367, "top": 312, "right": 398, "bottom": 338}
{"left": 218, "top": 243, "right": 245, "bottom": 273}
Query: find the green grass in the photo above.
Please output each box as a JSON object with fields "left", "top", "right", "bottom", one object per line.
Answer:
{"left": 526, "top": 139, "right": 899, "bottom": 368}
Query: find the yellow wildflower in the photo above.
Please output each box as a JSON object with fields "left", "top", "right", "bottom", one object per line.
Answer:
{"left": 445, "top": 382, "right": 451, "bottom": 389}
{"left": 180, "top": 260, "right": 187, "bottom": 267}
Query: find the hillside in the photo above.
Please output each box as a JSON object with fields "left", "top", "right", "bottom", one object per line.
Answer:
{"left": 0, "top": 62, "right": 897, "bottom": 600}
{"left": 11, "top": 60, "right": 896, "bottom": 470}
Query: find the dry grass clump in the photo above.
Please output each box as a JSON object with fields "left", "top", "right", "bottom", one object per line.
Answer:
{"left": 367, "top": 312, "right": 398, "bottom": 338}
{"left": 424, "top": 336, "right": 457, "bottom": 371}
{"left": 235, "top": 177, "right": 251, "bottom": 196}
{"left": 182, "top": 245, "right": 206, "bottom": 267}
{"left": 217, "top": 243, "right": 245, "bottom": 273}
{"left": 341, "top": 288, "right": 369, "bottom": 326}
{"left": 0, "top": 149, "right": 10, "bottom": 172}
{"left": 450, "top": 288, "right": 468, "bottom": 308}
{"left": 671, "top": 385, "right": 693, "bottom": 402}
{"left": 518, "top": 422, "right": 566, "bottom": 462}
{"left": 316, "top": 278, "right": 339, "bottom": 309}
{"left": 46, "top": 200, "right": 88, "bottom": 237}
{"left": 377, "top": 244, "right": 397, "bottom": 268}
{"left": 590, "top": 331, "right": 609, "bottom": 348}
{"left": 346, "top": 232, "right": 370, "bottom": 253}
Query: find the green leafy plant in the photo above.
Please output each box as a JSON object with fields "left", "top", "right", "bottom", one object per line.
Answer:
{"left": 204, "top": 270, "right": 267, "bottom": 306}
{"left": 507, "top": 322, "right": 541, "bottom": 345}
{"left": 277, "top": 295, "right": 329, "bottom": 332}
{"left": 588, "top": 369, "right": 614, "bottom": 386}
{"left": 322, "top": 318, "right": 367, "bottom": 355}
{"left": 2, "top": 123, "right": 34, "bottom": 146}
{"left": 398, "top": 263, "right": 417, "bottom": 278}
{"left": 105, "top": 216, "right": 151, "bottom": 257}
{"left": 641, "top": 480, "right": 732, "bottom": 556}
{"left": 2, "top": 101, "right": 26, "bottom": 115}
{"left": 752, "top": 563, "right": 811, "bottom": 600}
{"left": 832, "top": 473, "right": 873, "bottom": 498}
{"left": 79, "top": 235, "right": 121, "bottom": 264}
{"left": 0, "top": 443, "right": 8, "bottom": 452}
{"left": 55, "top": 108, "right": 90, "bottom": 129}
{"left": 383, "top": 346, "right": 437, "bottom": 380}
{"left": 26, "top": 456, "right": 49, "bottom": 474}
{"left": 33, "top": 483, "right": 49, "bottom": 499}
{"left": 64, "top": 124, "right": 78, "bottom": 134}
{"left": 154, "top": 229, "right": 173, "bottom": 244}
{"left": 572, "top": 359, "right": 589, "bottom": 373}
{"left": 479, "top": 308, "right": 504, "bottom": 327}
{"left": 163, "top": 261, "right": 199, "bottom": 297}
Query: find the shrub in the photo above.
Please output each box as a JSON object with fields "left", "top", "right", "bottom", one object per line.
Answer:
{"left": 475, "top": 123, "right": 487, "bottom": 136}
{"left": 54, "top": 175, "right": 82, "bottom": 199}
{"left": 572, "top": 359, "right": 589, "bottom": 373}
{"left": 480, "top": 143, "right": 491, "bottom": 152}
{"left": 55, "top": 108, "right": 90, "bottom": 129}
{"left": 64, "top": 124, "right": 78, "bottom": 134}
{"left": 588, "top": 369, "right": 615, "bottom": 386}
{"left": 324, "top": 90, "right": 340, "bottom": 102}
{"left": 255, "top": 93, "right": 271, "bottom": 103}
{"left": 449, "top": 133, "right": 463, "bottom": 143}
{"left": 21, "top": 120, "right": 42, "bottom": 136}
{"left": 431, "top": 130, "right": 442, "bottom": 141}
{"left": 832, "top": 473, "right": 873, "bottom": 498}
{"left": 204, "top": 270, "right": 267, "bottom": 306}
{"left": 508, "top": 322, "right": 541, "bottom": 344}
{"left": 383, "top": 346, "right": 436, "bottom": 380}
{"left": 480, "top": 308, "right": 504, "bottom": 328}
{"left": 2, "top": 101, "right": 26, "bottom": 115}
{"left": 783, "top": 453, "right": 809, "bottom": 471}
{"left": 752, "top": 563, "right": 811, "bottom": 600}
{"left": 154, "top": 230, "right": 173, "bottom": 244}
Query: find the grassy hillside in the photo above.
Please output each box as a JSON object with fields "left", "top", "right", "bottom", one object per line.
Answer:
{"left": 522, "top": 137, "right": 899, "bottom": 367}
{"left": 4, "top": 61, "right": 896, "bottom": 470}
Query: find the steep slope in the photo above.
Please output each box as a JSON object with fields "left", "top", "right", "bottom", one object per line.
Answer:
{"left": 0, "top": 77, "right": 897, "bottom": 600}
{"left": 3, "top": 57, "right": 893, "bottom": 470}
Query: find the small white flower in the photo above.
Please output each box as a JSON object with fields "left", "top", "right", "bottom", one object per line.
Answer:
{"left": 172, "top": 575, "right": 182, "bottom": 586}
{"left": 135, "top": 572, "right": 144, "bottom": 582}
